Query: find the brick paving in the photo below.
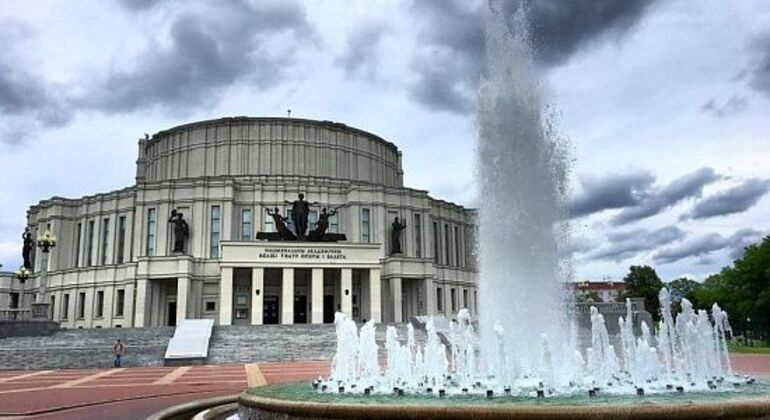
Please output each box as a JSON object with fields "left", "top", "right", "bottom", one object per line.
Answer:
{"left": 0, "top": 355, "right": 766, "bottom": 420}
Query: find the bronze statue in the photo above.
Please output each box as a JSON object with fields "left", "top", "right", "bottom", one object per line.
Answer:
{"left": 22, "top": 227, "right": 34, "bottom": 269}
{"left": 168, "top": 209, "right": 189, "bottom": 253}
{"left": 285, "top": 193, "right": 316, "bottom": 239}
{"left": 391, "top": 216, "right": 406, "bottom": 255}
{"left": 310, "top": 207, "right": 337, "bottom": 241}
{"left": 266, "top": 207, "right": 296, "bottom": 240}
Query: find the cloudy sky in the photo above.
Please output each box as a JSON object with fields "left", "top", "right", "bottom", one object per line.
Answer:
{"left": 1, "top": 0, "right": 769, "bottom": 282}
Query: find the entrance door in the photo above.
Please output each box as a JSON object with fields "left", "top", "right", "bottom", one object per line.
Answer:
{"left": 293, "top": 296, "right": 307, "bottom": 324}
{"left": 323, "top": 295, "right": 334, "bottom": 323}
{"left": 263, "top": 296, "right": 279, "bottom": 324}
{"left": 167, "top": 302, "right": 177, "bottom": 327}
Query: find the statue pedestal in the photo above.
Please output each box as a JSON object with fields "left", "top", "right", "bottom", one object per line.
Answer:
{"left": 30, "top": 303, "right": 51, "bottom": 320}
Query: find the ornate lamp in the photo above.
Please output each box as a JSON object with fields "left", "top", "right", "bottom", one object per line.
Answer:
{"left": 36, "top": 229, "right": 57, "bottom": 253}
{"left": 17, "top": 266, "right": 31, "bottom": 284}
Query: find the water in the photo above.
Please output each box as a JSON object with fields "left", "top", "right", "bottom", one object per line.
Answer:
{"left": 318, "top": 2, "right": 753, "bottom": 399}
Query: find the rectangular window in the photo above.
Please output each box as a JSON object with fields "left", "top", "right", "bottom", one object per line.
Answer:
{"left": 205, "top": 301, "right": 217, "bottom": 312}
{"left": 329, "top": 212, "right": 339, "bottom": 233}
{"left": 361, "top": 208, "right": 371, "bottom": 243}
{"left": 86, "top": 220, "right": 95, "bottom": 266}
{"left": 454, "top": 226, "right": 460, "bottom": 267}
{"left": 50, "top": 295, "right": 55, "bottom": 319}
{"left": 433, "top": 221, "right": 440, "bottom": 264}
{"left": 10, "top": 292, "right": 19, "bottom": 309}
{"left": 263, "top": 208, "right": 275, "bottom": 232}
{"left": 96, "top": 291, "right": 104, "bottom": 318}
{"left": 74, "top": 222, "right": 82, "bottom": 267}
{"left": 437, "top": 287, "right": 444, "bottom": 312}
{"left": 117, "top": 216, "right": 126, "bottom": 264}
{"left": 115, "top": 289, "right": 125, "bottom": 317}
{"left": 146, "top": 208, "right": 156, "bottom": 256}
{"left": 413, "top": 213, "right": 422, "bottom": 258}
{"left": 78, "top": 292, "right": 86, "bottom": 319}
{"left": 451, "top": 288, "right": 457, "bottom": 312}
{"left": 463, "top": 289, "right": 469, "bottom": 309}
{"left": 210, "top": 205, "right": 221, "bottom": 258}
{"left": 62, "top": 294, "right": 69, "bottom": 320}
{"left": 101, "top": 218, "right": 110, "bottom": 265}
{"left": 241, "top": 209, "right": 252, "bottom": 241}
{"left": 444, "top": 224, "right": 451, "bottom": 266}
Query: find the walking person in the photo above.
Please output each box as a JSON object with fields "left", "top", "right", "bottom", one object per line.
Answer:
{"left": 113, "top": 338, "right": 125, "bottom": 368}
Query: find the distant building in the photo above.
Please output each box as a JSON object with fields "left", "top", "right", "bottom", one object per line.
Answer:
{"left": 5, "top": 117, "right": 477, "bottom": 328}
{"left": 568, "top": 280, "right": 625, "bottom": 302}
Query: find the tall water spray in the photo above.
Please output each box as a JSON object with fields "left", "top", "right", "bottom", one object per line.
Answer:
{"left": 476, "top": 2, "right": 571, "bottom": 376}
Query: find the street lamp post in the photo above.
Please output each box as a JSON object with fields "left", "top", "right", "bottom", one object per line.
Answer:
{"left": 31, "top": 229, "right": 56, "bottom": 319}
{"left": 16, "top": 266, "right": 31, "bottom": 320}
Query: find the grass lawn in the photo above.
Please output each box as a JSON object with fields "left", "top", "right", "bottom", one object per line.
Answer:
{"left": 728, "top": 343, "right": 770, "bottom": 354}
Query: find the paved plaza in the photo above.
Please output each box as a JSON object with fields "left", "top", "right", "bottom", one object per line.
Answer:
{"left": 0, "top": 355, "right": 767, "bottom": 419}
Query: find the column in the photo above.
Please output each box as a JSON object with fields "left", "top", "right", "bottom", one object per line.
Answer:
{"left": 177, "top": 276, "right": 190, "bottom": 322}
{"left": 424, "top": 278, "right": 436, "bottom": 315}
{"left": 251, "top": 267, "right": 264, "bottom": 325}
{"left": 369, "top": 268, "right": 382, "bottom": 323}
{"left": 340, "top": 268, "right": 352, "bottom": 316}
{"left": 134, "top": 279, "right": 148, "bottom": 327}
{"left": 311, "top": 268, "right": 323, "bottom": 324}
{"left": 282, "top": 268, "right": 294, "bottom": 324}
{"left": 390, "top": 277, "right": 403, "bottom": 323}
{"left": 219, "top": 267, "right": 233, "bottom": 325}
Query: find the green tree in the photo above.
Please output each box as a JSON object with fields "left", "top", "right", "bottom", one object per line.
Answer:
{"left": 666, "top": 277, "right": 703, "bottom": 314}
{"left": 618, "top": 265, "right": 664, "bottom": 322}
{"left": 576, "top": 290, "right": 602, "bottom": 303}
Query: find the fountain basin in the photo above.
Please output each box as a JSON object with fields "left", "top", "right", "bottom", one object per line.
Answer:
{"left": 238, "top": 382, "right": 770, "bottom": 419}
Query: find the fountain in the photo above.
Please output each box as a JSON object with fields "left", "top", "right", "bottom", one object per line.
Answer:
{"left": 238, "top": 2, "right": 769, "bottom": 418}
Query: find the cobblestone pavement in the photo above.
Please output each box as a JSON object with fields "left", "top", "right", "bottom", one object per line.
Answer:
{"left": 0, "top": 355, "right": 766, "bottom": 420}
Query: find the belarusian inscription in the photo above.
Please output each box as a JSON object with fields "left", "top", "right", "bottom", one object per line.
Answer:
{"left": 258, "top": 247, "right": 347, "bottom": 260}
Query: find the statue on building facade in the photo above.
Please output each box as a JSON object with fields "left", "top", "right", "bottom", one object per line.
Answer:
{"left": 22, "top": 227, "right": 34, "bottom": 269}
{"left": 391, "top": 216, "right": 406, "bottom": 255}
{"left": 168, "top": 209, "right": 189, "bottom": 253}
{"left": 309, "top": 207, "right": 337, "bottom": 241}
{"left": 266, "top": 207, "right": 297, "bottom": 241}
{"left": 285, "top": 193, "right": 315, "bottom": 239}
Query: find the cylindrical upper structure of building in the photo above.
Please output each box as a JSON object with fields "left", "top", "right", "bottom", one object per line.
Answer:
{"left": 136, "top": 117, "right": 404, "bottom": 187}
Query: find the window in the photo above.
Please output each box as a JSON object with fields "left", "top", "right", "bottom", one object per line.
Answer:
{"left": 62, "top": 294, "right": 69, "bottom": 320}
{"left": 444, "top": 224, "right": 451, "bottom": 266}
{"left": 263, "top": 209, "right": 275, "bottom": 232}
{"left": 436, "top": 287, "right": 444, "bottom": 312}
{"left": 413, "top": 213, "right": 422, "bottom": 258}
{"left": 101, "top": 218, "right": 110, "bottom": 265}
{"left": 78, "top": 292, "right": 86, "bottom": 319}
{"left": 454, "top": 226, "right": 461, "bottom": 267}
{"left": 146, "top": 208, "right": 156, "bottom": 256}
{"left": 117, "top": 216, "right": 126, "bottom": 264}
{"left": 205, "top": 301, "right": 217, "bottom": 312}
{"left": 241, "top": 209, "right": 252, "bottom": 241}
{"left": 451, "top": 288, "right": 457, "bottom": 312}
{"left": 463, "top": 289, "right": 469, "bottom": 309}
{"left": 10, "top": 292, "right": 19, "bottom": 309}
{"left": 96, "top": 291, "right": 104, "bottom": 318}
{"left": 50, "top": 296, "right": 55, "bottom": 319}
{"left": 86, "top": 220, "right": 95, "bottom": 266}
{"left": 433, "top": 221, "right": 439, "bottom": 264}
{"left": 210, "top": 205, "right": 221, "bottom": 257}
{"left": 361, "top": 208, "right": 371, "bottom": 243}
{"left": 115, "top": 289, "right": 125, "bottom": 317}
{"left": 329, "top": 212, "right": 339, "bottom": 233}
{"left": 74, "top": 222, "right": 82, "bottom": 267}
{"left": 474, "top": 291, "right": 478, "bottom": 312}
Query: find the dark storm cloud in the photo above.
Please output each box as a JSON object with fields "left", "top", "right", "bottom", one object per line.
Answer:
{"left": 701, "top": 95, "right": 749, "bottom": 118}
{"left": 588, "top": 225, "right": 684, "bottom": 262}
{"left": 683, "top": 178, "right": 770, "bottom": 220}
{"left": 336, "top": 23, "right": 387, "bottom": 79}
{"left": 407, "top": 0, "right": 660, "bottom": 112}
{"left": 568, "top": 171, "right": 655, "bottom": 218}
{"left": 749, "top": 33, "right": 770, "bottom": 96}
{"left": 653, "top": 228, "right": 763, "bottom": 264}
{"left": 0, "top": 21, "right": 71, "bottom": 145}
{"left": 79, "top": 0, "right": 316, "bottom": 113}
{"left": 611, "top": 167, "right": 720, "bottom": 225}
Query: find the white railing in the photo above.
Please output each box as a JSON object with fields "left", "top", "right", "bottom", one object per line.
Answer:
{"left": 0, "top": 309, "right": 32, "bottom": 321}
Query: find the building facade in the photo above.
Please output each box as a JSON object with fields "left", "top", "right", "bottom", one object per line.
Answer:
{"left": 15, "top": 117, "right": 477, "bottom": 328}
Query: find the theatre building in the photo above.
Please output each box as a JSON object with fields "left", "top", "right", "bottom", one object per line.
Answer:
{"left": 16, "top": 117, "right": 477, "bottom": 328}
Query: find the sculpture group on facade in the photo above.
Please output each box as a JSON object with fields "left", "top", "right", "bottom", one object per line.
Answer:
{"left": 257, "top": 193, "right": 345, "bottom": 242}
{"left": 169, "top": 209, "right": 189, "bottom": 253}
